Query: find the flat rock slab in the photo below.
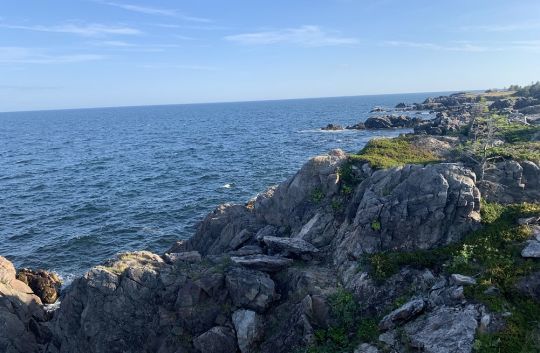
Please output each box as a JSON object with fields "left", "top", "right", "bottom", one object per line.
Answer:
{"left": 164, "top": 251, "right": 202, "bottom": 264}
{"left": 450, "top": 274, "right": 477, "bottom": 286}
{"left": 231, "top": 255, "right": 293, "bottom": 272}
{"left": 262, "top": 236, "right": 319, "bottom": 257}
{"left": 522, "top": 240, "right": 540, "bottom": 258}
{"left": 379, "top": 299, "right": 426, "bottom": 331}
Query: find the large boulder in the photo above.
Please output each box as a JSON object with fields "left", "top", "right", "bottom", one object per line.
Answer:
{"left": 402, "top": 305, "right": 479, "bottom": 353}
{"left": 335, "top": 163, "right": 481, "bottom": 271}
{"left": 479, "top": 160, "right": 540, "bottom": 203}
{"left": 16, "top": 268, "right": 62, "bottom": 304}
{"left": 232, "top": 309, "right": 263, "bottom": 353}
{"left": 225, "top": 267, "right": 277, "bottom": 312}
{"left": 0, "top": 257, "right": 48, "bottom": 353}
{"left": 193, "top": 326, "right": 237, "bottom": 353}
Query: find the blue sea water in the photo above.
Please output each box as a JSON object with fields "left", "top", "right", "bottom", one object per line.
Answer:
{"left": 0, "top": 93, "right": 442, "bottom": 280}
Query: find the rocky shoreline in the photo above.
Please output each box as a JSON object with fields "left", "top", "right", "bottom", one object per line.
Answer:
{"left": 1, "top": 85, "right": 540, "bottom": 353}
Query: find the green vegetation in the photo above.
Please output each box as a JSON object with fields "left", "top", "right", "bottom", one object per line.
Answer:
{"left": 364, "top": 202, "right": 540, "bottom": 352}
{"left": 331, "top": 199, "right": 344, "bottom": 213}
{"left": 370, "top": 220, "right": 381, "bottom": 231}
{"left": 311, "top": 188, "right": 325, "bottom": 203}
{"left": 303, "top": 289, "right": 379, "bottom": 353}
{"left": 512, "top": 81, "right": 540, "bottom": 99}
{"left": 350, "top": 136, "right": 440, "bottom": 169}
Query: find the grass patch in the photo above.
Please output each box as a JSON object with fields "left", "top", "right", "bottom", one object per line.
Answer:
{"left": 350, "top": 136, "right": 440, "bottom": 169}
{"left": 364, "top": 202, "right": 540, "bottom": 353}
{"left": 311, "top": 188, "right": 325, "bottom": 203}
{"left": 303, "top": 289, "right": 380, "bottom": 353}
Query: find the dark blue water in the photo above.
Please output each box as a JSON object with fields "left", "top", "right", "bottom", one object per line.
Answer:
{"left": 0, "top": 93, "right": 439, "bottom": 280}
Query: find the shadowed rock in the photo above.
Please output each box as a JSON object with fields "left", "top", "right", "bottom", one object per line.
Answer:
{"left": 231, "top": 255, "right": 293, "bottom": 272}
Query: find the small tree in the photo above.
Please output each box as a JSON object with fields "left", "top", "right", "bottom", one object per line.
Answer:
{"left": 461, "top": 114, "right": 504, "bottom": 181}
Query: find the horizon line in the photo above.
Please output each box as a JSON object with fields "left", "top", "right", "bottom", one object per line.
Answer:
{"left": 0, "top": 88, "right": 485, "bottom": 114}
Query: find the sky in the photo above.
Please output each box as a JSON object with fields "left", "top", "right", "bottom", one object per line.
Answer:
{"left": 1, "top": 0, "right": 540, "bottom": 112}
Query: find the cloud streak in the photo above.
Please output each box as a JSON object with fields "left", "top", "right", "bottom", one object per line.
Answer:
{"left": 99, "top": 1, "right": 211, "bottom": 22}
{"left": 225, "top": 25, "right": 358, "bottom": 47}
{"left": 0, "top": 47, "right": 105, "bottom": 64}
{"left": 382, "top": 40, "right": 540, "bottom": 53}
{"left": 0, "top": 22, "right": 141, "bottom": 36}
{"left": 459, "top": 22, "right": 540, "bottom": 32}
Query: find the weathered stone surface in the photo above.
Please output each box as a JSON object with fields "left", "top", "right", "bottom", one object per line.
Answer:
{"left": 193, "top": 326, "right": 237, "bottom": 353}
{"left": 262, "top": 236, "right": 319, "bottom": 257}
{"left": 231, "top": 255, "right": 293, "bottom": 272}
{"left": 450, "top": 274, "right": 477, "bottom": 286}
{"left": 335, "top": 163, "right": 481, "bottom": 275}
{"left": 0, "top": 257, "right": 47, "bottom": 353}
{"left": 522, "top": 240, "right": 540, "bottom": 258}
{"left": 354, "top": 343, "right": 380, "bottom": 353}
{"left": 225, "top": 267, "right": 276, "bottom": 312}
{"left": 16, "top": 268, "right": 62, "bottom": 304}
{"left": 479, "top": 160, "right": 540, "bottom": 204}
{"left": 403, "top": 305, "right": 479, "bottom": 353}
{"left": 163, "top": 251, "right": 202, "bottom": 264}
{"left": 232, "top": 309, "right": 263, "bottom": 353}
{"left": 516, "top": 271, "right": 540, "bottom": 300}
{"left": 379, "top": 299, "right": 426, "bottom": 331}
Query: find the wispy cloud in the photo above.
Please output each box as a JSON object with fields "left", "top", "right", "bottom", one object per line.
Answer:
{"left": 459, "top": 22, "right": 540, "bottom": 32}
{"left": 99, "top": 1, "right": 211, "bottom": 22}
{"left": 382, "top": 40, "right": 540, "bottom": 52}
{"left": 0, "top": 22, "right": 141, "bottom": 36}
{"left": 139, "top": 63, "right": 218, "bottom": 71}
{"left": 153, "top": 23, "right": 228, "bottom": 31}
{"left": 0, "top": 47, "right": 105, "bottom": 64}
{"left": 225, "top": 25, "right": 358, "bottom": 47}
{"left": 383, "top": 41, "right": 491, "bottom": 52}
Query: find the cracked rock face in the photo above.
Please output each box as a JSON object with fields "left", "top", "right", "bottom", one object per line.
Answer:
{"left": 2, "top": 149, "right": 501, "bottom": 353}
{"left": 335, "top": 163, "right": 481, "bottom": 273}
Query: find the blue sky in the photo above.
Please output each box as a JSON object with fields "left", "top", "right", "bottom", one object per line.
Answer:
{"left": 1, "top": 0, "right": 540, "bottom": 111}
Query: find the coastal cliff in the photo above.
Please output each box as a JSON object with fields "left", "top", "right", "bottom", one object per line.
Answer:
{"left": 1, "top": 87, "right": 540, "bottom": 353}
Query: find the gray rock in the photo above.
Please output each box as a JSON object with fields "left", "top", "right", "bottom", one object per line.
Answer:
{"left": 379, "top": 299, "right": 426, "bottom": 331}
{"left": 262, "top": 236, "right": 319, "bottom": 258}
{"left": 232, "top": 309, "right": 263, "bottom": 353}
{"left": 450, "top": 274, "right": 477, "bottom": 286}
{"left": 0, "top": 256, "right": 47, "bottom": 353}
{"left": 231, "top": 255, "right": 293, "bottom": 272}
{"left": 321, "top": 123, "right": 344, "bottom": 131}
{"left": 354, "top": 343, "right": 379, "bottom": 353}
{"left": 228, "top": 245, "right": 263, "bottom": 257}
{"left": 521, "top": 240, "right": 540, "bottom": 258}
{"left": 229, "top": 230, "right": 254, "bottom": 250}
{"left": 403, "top": 305, "right": 479, "bottom": 353}
{"left": 479, "top": 160, "right": 540, "bottom": 204}
{"left": 193, "top": 326, "right": 237, "bottom": 353}
{"left": 516, "top": 271, "right": 540, "bottom": 300}
{"left": 335, "top": 163, "right": 480, "bottom": 270}
{"left": 226, "top": 267, "right": 276, "bottom": 312}
{"left": 164, "top": 251, "right": 202, "bottom": 264}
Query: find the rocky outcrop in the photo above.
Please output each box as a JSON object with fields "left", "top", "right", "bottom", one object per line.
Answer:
{"left": 16, "top": 268, "right": 62, "bottom": 304}
{"left": 479, "top": 160, "right": 540, "bottom": 203}
{"left": 321, "top": 123, "right": 344, "bottom": 131}
{"left": 363, "top": 115, "right": 420, "bottom": 129}
{"left": 0, "top": 257, "right": 51, "bottom": 353}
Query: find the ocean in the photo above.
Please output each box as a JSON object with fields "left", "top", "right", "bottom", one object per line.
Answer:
{"left": 0, "top": 92, "right": 443, "bottom": 281}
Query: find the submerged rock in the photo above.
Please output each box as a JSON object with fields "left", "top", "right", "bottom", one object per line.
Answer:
{"left": 321, "top": 123, "right": 344, "bottom": 131}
